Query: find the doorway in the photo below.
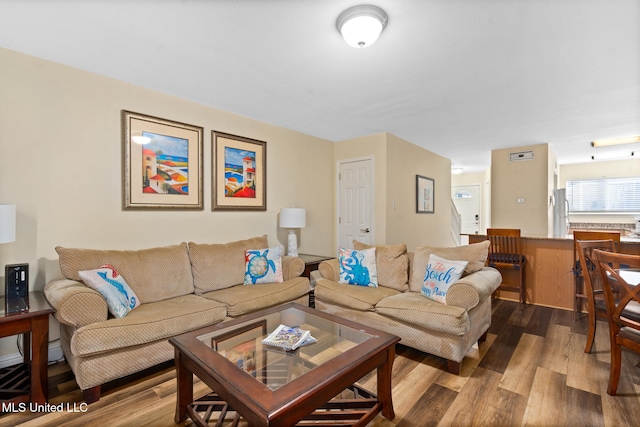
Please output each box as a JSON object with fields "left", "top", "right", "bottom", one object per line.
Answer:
{"left": 337, "top": 157, "right": 374, "bottom": 250}
{"left": 452, "top": 184, "right": 481, "bottom": 235}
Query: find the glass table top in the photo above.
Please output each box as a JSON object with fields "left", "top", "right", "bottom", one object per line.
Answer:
{"left": 196, "top": 306, "right": 373, "bottom": 390}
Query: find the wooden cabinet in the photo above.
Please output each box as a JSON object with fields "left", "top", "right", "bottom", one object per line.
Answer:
{"left": 0, "top": 292, "right": 54, "bottom": 404}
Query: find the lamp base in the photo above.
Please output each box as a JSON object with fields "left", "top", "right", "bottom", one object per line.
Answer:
{"left": 287, "top": 229, "right": 298, "bottom": 257}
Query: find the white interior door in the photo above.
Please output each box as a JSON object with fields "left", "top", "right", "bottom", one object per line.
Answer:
{"left": 338, "top": 158, "right": 373, "bottom": 249}
{"left": 452, "top": 184, "right": 481, "bottom": 235}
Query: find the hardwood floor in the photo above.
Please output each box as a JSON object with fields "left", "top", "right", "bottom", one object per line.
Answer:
{"left": 2, "top": 299, "right": 639, "bottom": 426}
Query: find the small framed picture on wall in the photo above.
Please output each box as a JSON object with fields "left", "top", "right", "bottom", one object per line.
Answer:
{"left": 211, "top": 131, "right": 267, "bottom": 211}
{"left": 416, "top": 175, "right": 434, "bottom": 214}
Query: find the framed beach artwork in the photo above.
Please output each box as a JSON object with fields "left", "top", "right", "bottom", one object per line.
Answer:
{"left": 416, "top": 175, "right": 435, "bottom": 214}
{"left": 121, "top": 110, "right": 203, "bottom": 210}
{"left": 212, "top": 131, "right": 267, "bottom": 211}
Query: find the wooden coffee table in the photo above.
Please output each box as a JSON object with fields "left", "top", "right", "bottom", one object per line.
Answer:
{"left": 170, "top": 302, "right": 400, "bottom": 426}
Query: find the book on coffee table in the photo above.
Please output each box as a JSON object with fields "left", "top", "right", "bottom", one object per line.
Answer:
{"left": 262, "top": 324, "right": 315, "bottom": 351}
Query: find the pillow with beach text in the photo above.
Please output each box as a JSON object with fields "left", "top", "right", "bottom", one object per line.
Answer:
{"left": 421, "top": 254, "right": 468, "bottom": 304}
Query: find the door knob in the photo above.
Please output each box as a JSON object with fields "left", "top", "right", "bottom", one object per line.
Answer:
{"left": 360, "top": 228, "right": 370, "bottom": 233}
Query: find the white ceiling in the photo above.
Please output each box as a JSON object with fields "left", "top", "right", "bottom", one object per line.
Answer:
{"left": 1, "top": 0, "right": 639, "bottom": 173}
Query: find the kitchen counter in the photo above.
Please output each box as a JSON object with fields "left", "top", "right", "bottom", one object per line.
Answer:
{"left": 467, "top": 233, "right": 640, "bottom": 310}
{"left": 466, "top": 233, "right": 640, "bottom": 243}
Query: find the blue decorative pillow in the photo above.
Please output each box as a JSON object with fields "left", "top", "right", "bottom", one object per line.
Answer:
{"left": 244, "top": 246, "right": 283, "bottom": 284}
{"left": 78, "top": 264, "right": 141, "bottom": 318}
{"left": 421, "top": 254, "right": 468, "bottom": 304}
{"left": 338, "top": 247, "right": 378, "bottom": 287}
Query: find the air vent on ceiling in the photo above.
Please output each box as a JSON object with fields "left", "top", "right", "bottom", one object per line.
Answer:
{"left": 509, "top": 150, "right": 534, "bottom": 162}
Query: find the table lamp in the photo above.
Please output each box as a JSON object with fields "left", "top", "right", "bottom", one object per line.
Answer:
{"left": 279, "top": 208, "right": 306, "bottom": 257}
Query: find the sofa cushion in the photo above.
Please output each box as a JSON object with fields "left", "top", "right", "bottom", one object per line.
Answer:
{"left": 70, "top": 294, "right": 226, "bottom": 357}
{"left": 375, "top": 292, "right": 469, "bottom": 336}
{"left": 56, "top": 243, "right": 194, "bottom": 304}
{"left": 409, "top": 240, "right": 490, "bottom": 292}
{"left": 338, "top": 247, "right": 378, "bottom": 287}
{"left": 202, "top": 277, "right": 310, "bottom": 317}
{"left": 353, "top": 241, "right": 409, "bottom": 291}
{"left": 315, "top": 279, "right": 399, "bottom": 311}
{"left": 189, "top": 236, "right": 269, "bottom": 293}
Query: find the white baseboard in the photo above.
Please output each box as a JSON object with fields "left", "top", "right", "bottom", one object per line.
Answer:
{"left": 0, "top": 341, "right": 64, "bottom": 368}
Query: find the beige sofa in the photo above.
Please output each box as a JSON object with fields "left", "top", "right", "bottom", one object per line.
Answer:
{"left": 44, "top": 236, "right": 309, "bottom": 403}
{"left": 314, "top": 241, "right": 501, "bottom": 374}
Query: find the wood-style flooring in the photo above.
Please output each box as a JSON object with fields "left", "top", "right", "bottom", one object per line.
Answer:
{"left": 2, "top": 299, "right": 639, "bottom": 426}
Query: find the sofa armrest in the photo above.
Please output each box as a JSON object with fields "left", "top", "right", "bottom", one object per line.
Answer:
{"left": 318, "top": 259, "right": 340, "bottom": 282}
{"left": 446, "top": 267, "right": 502, "bottom": 310}
{"left": 44, "top": 279, "right": 108, "bottom": 328}
{"left": 282, "top": 256, "right": 304, "bottom": 280}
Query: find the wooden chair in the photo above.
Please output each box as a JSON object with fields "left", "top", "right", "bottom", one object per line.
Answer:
{"left": 572, "top": 231, "right": 621, "bottom": 320}
{"left": 575, "top": 239, "right": 617, "bottom": 353}
{"left": 592, "top": 249, "right": 640, "bottom": 395}
{"left": 487, "top": 228, "right": 526, "bottom": 304}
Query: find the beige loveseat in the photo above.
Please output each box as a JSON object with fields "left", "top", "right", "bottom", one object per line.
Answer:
{"left": 44, "top": 236, "right": 309, "bottom": 403}
{"left": 314, "top": 241, "right": 501, "bottom": 374}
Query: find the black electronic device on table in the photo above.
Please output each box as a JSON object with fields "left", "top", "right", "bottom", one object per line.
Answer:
{"left": 5, "top": 263, "right": 29, "bottom": 313}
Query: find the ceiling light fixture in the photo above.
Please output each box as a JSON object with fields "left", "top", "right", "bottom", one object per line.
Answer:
{"left": 336, "top": 5, "right": 388, "bottom": 48}
{"left": 591, "top": 151, "right": 634, "bottom": 161}
{"left": 591, "top": 136, "right": 640, "bottom": 147}
{"left": 452, "top": 168, "right": 463, "bottom": 175}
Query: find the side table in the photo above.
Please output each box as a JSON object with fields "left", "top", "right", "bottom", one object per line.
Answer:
{"left": 0, "top": 291, "right": 54, "bottom": 404}
{"left": 298, "top": 254, "right": 334, "bottom": 308}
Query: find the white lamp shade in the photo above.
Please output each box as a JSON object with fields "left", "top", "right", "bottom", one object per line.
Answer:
{"left": 0, "top": 204, "right": 16, "bottom": 244}
{"left": 279, "top": 208, "right": 306, "bottom": 228}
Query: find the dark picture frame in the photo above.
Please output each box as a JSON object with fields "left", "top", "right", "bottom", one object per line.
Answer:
{"left": 212, "top": 131, "right": 267, "bottom": 211}
{"left": 121, "top": 110, "right": 204, "bottom": 210}
{"left": 416, "top": 175, "right": 435, "bottom": 214}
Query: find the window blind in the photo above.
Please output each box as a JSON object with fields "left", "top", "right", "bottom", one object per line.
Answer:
{"left": 566, "top": 177, "right": 640, "bottom": 213}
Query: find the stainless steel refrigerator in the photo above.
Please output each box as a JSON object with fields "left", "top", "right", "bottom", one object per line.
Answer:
{"left": 553, "top": 188, "right": 569, "bottom": 237}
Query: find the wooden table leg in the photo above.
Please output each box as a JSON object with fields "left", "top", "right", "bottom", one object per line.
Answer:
{"left": 377, "top": 346, "right": 396, "bottom": 420}
{"left": 174, "top": 348, "right": 193, "bottom": 424}
{"left": 30, "top": 315, "right": 49, "bottom": 404}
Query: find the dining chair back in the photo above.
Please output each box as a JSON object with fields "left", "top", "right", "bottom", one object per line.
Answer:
{"left": 572, "top": 231, "right": 621, "bottom": 320}
{"left": 487, "top": 228, "right": 526, "bottom": 304}
{"left": 592, "top": 249, "right": 640, "bottom": 395}
{"left": 575, "top": 239, "right": 617, "bottom": 353}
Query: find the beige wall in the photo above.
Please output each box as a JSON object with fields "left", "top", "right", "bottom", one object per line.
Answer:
{"left": 386, "top": 134, "right": 452, "bottom": 250}
{"left": 0, "top": 47, "right": 334, "bottom": 357}
{"left": 491, "top": 144, "right": 550, "bottom": 236}
{"left": 560, "top": 157, "right": 640, "bottom": 225}
{"left": 334, "top": 133, "right": 452, "bottom": 251}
